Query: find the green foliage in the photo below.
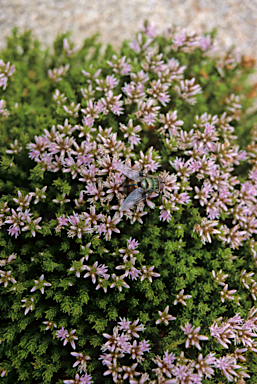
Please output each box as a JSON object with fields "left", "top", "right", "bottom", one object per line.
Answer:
{"left": 0, "top": 27, "right": 257, "bottom": 384}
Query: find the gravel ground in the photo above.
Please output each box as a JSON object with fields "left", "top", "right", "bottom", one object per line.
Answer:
{"left": 1, "top": 0, "right": 257, "bottom": 60}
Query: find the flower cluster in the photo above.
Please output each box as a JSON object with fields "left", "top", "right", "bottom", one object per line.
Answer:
{"left": 56, "top": 326, "right": 78, "bottom": 350}
{"left": 63, "top": 373, "right": 93, "bottom": 384}
{"left": 3, "top": 26, "right": 254, "bottom": 253}
{"left": 0, "top": 59, "right": 15, "bottom": 90}
{"left": 2, "top": 22, "right": 250, "bottom": 255}
{"left": 0, "top": 252, "right": 16, "bottom": 268}
{"left": 3, "top": 189, "right": 43, "bottom": 238}
{"left": 100, "top": 318, "right": 150, "bottom": 382}
{"left": 67, "top": 237, "right": 160, "bottom": 294}
{"left": 209, "top": 308, "right": 257, "bottom": 352}
{"left": 2, "top": 23, "right": 257, "bottom": 384}
{"left": 155, "top": 305, "right": 176, "bottom": 326}
{"left": 21, "top": 297, "right": 34, "bottom": 315}
{"left": 99, "top": 315, "right": 249, "bottom": 383}
{"left": 157, "top": 105, "right": 257, "bottom": 249}
{"left": 48, "top": 64, "right": 70, "bottom": 82}
{"left": 0, "top": 59, "right": 15, "bottom": 119}
{"left": 181, "top": 322, "right": 209, "bottom": 350}
{"left": 0, "top": 269, "right": 16, "bottom": 288}
{"left": 63, "top": 38, "right": 79, "bottom": 57}
{"left": 0, "top": 28, "right": 213, "bottom": 244}
{"left": 30, "top": 274, "right": 51, "bottom": 294}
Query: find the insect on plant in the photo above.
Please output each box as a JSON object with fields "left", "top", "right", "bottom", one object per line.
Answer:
{"left": 117, "top": 163, "right": 161, "bottom": 211}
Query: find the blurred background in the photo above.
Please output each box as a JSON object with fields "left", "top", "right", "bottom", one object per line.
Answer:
{"left": 1, "top": 0, "right": 257, "bottom": 59}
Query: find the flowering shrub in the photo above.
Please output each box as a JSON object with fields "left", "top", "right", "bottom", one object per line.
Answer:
{"left": 1, "top": 24, "right": 257, "bottom": 383}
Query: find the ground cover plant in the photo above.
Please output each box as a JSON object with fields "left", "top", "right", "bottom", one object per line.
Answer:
{"left": 1, "top": 22, "right": 257, "bottom": 383}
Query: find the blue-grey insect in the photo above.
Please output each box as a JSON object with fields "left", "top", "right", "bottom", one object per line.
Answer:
{"left": 117, "top": 163, "right": 160, "bottom": 211}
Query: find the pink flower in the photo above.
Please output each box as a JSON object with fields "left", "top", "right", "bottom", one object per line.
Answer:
{"left": 103, "top": 360, "right": 122, "bottom": 382}
{"left": 156, "top": 306, "right": 176, "bottom": 325}
{"left": 174, "top": 289, "right": 192, "bottom": 306}
{"left": 107, "top": 55, "right": 131, "bottom": 76}
{"left": 214, "top": 355, "right": 242, "bottom": 382}
{"left": 7, "top": 226, "right": 20, "bottom": 238}
{"left": 21, "top": 216, "right": 42, "bottom": 237}
{"left": 0, "top": 59, "right": 15, "bottom": 90}
{"left": 124, "top": 319, "right": 145, "bottom": 338}
{"left": 140, "top": 266, "right": 160, "bottom": 283}
{"left": 30, "top": 274, "right": 51, "bottom": 294}
{"left": 43, "top": 321, "right": 57, "bottom": 331}
{"left": 175, "top": 78, "right": 202, "bottom": 105}
{"left": 220, "top": 284, "right": 238, "bottom": 303}
{"left": 63, "top": 38, "right": 79, "bottom": 57}
{"left": 48, "top": 64, "right": 69, "bottom": 82}
{"left": 195, "top": 353, "right": 216, "bottom": 379}
{"left": 56, "top": 326, "right": 68, "bottom": 340}
{"left": 0, "top": 270, "right": 16, "bottom": 287}
{"left": 71, "top": 352, "right": 90, "bottom": 372}
{"left": 110, "top": 273, "right": 130, "bottom": 292}
{"left": 57, "top": 328, "right": 78, "bottom": 350}
{"left": 21, "top": 297, "right": 34, "bottom": 315}
{"left": 194, "top": 218, "right": 220, "bottom": 244}
{"left": 64, "top": 373, "right": 93, "bottom": 384}
{"left": 84, "top": 261, "right": 109, "bottom": 284}
{"left": 57, "top": 214, "right": 69, "bottom": 227}
{"left": 181, "top": 322, "right": 209, "bottom": 350}
{"left": 99, "top": 213, "right": 121, "bottom": 241}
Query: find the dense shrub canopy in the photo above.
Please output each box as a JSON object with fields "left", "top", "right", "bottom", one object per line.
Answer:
{"left": 1, "top": 24, "right": 257, "bottom": 383}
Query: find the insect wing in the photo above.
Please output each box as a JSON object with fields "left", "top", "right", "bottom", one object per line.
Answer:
{"left": 116, "top": 163, "right": 141, "bottom": 182}
{"left": 120, "top": 187, "right": 145, "bottom": 211}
